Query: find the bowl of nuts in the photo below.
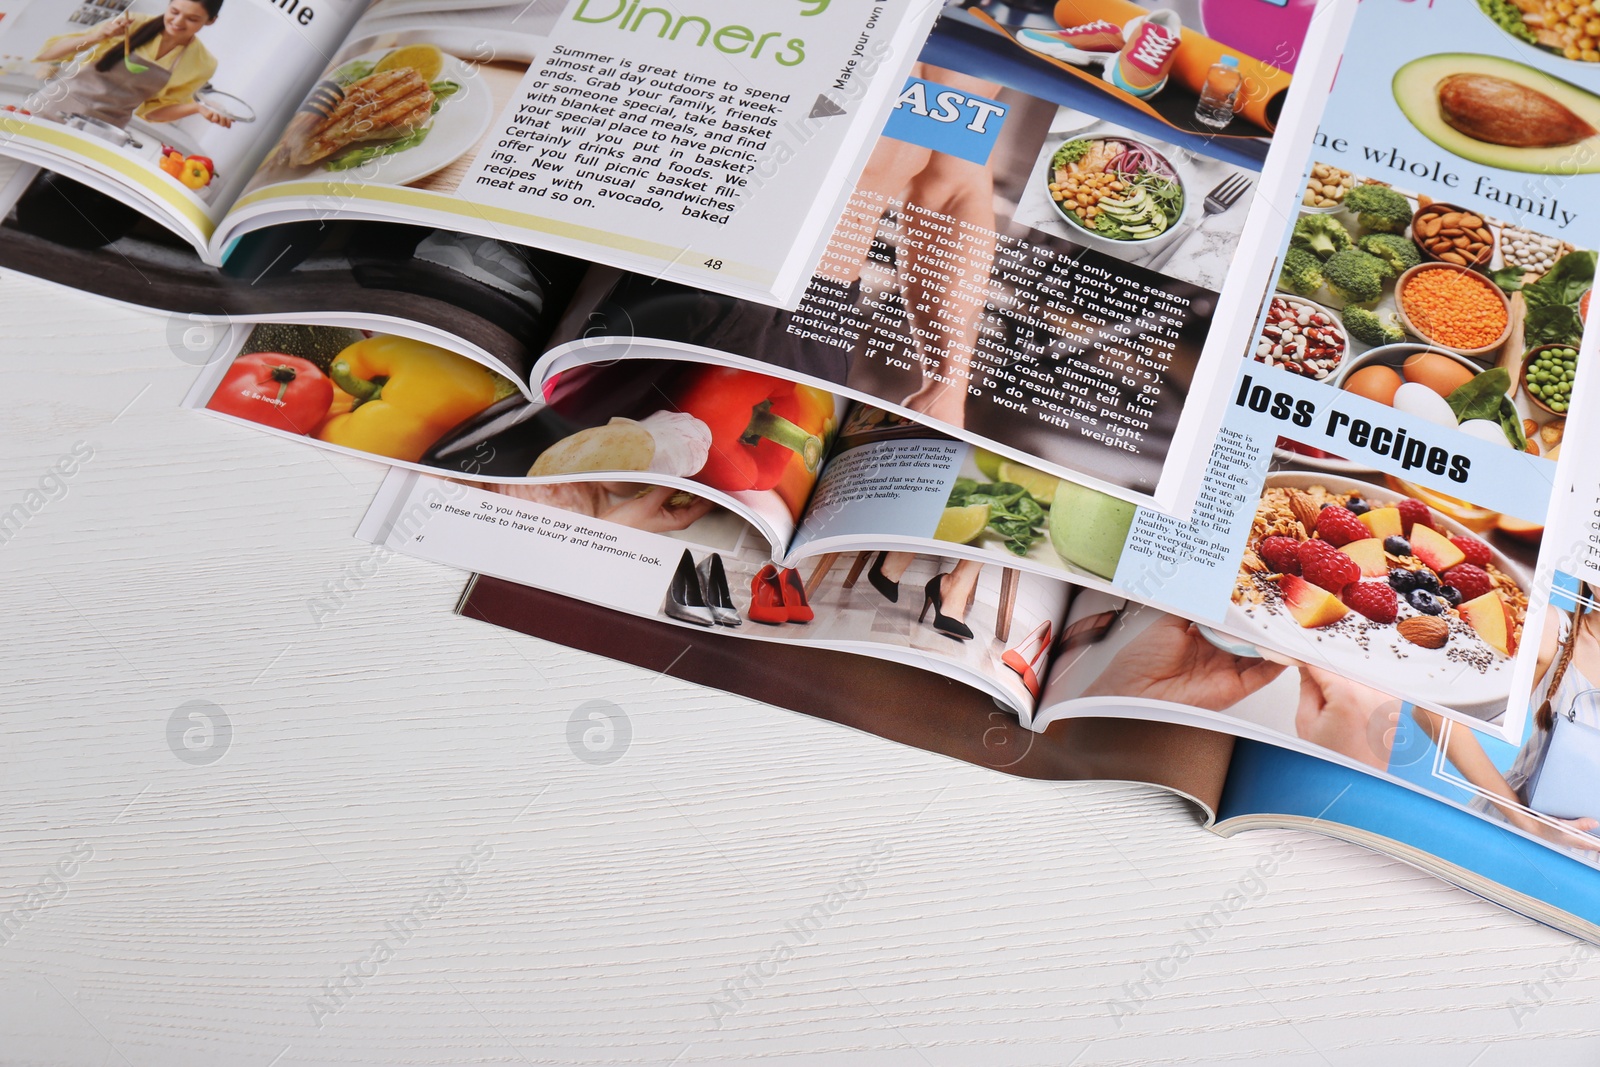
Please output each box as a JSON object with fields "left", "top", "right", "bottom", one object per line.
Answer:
{"left": 1302, "top": 162, "right": 1354, "bottom": 212}
{"left": 1409, "top": 202, "right": 1495, "bottom": 268}
{"left": 1254, "top": 294, "right": 1348, "bottom": 380}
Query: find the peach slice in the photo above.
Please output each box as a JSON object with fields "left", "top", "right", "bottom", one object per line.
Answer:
{"left": 1343, "top": 538, "right": 1390, "bottom": 578}
{"left": 1279, "top": 574, "right": 1350, "bottom": 628}
{"left": 1410, "top": 524, "right": 1467, "bottom": 572}
{"left": 1358, "top": 506, "right": 1403, "bottom": 540}
{"left": 1459, "top": 591, "right": 1514, "bottom": 655}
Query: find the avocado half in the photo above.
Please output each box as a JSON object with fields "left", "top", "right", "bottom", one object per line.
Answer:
{"left": 1393, "top": 53, "right": 1600, "bottom": 172}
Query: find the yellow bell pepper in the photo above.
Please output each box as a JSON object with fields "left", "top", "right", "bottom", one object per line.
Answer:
{"left": 316, "top": 336, "right": 498, "bottom": 462}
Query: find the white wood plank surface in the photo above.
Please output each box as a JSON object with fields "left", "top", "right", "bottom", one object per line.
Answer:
{"left": 3, "top": 270, "right": 1600, "bottom": 1066}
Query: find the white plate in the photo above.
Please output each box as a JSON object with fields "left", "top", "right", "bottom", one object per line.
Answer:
{"left": 1226, "top": 472, "right": 1530, "bottom": 720}
{"left": 311, "top": 51, "right": 493, "bottom": 187}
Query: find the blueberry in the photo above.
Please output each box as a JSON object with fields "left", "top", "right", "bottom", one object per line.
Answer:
{"left": 1389, "top": 569, "right": 1419, "bottom": 593}
{"left": 1346, "top": 497, "right": 1370, "bottom": 515}
{"left": 1320, "top": 502, "right": 1335, "bottom": 511}
{"left": 1407, "top": 589, "right": 1446, "bottom": 615}
{"left": 1413, "top": 569, "right": 1440, "bottom": 593}
{"left": 1439, "top": 585, "right": 1462, "bottom": 607}
{"left": 1383, "top": 535, "right": 1410, "bottom": 556}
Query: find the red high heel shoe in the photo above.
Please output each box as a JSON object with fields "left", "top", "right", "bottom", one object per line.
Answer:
{"left": 778, "top": 567, "right": 813, "bottom": 623}
{"left": 1001, "top": 620, "right": 1053, "bottom": 699}
{"left": 749, "top": 564, "right": 788, "bottom": 625}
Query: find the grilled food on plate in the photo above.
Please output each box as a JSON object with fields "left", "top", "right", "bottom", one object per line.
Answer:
{"left": 290, "top": 68, "right": 435, "bottom": 167}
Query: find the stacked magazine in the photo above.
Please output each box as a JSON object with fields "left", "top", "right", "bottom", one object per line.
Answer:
{"left": 9, "top": 0, "right": 1600, "bottom": 942}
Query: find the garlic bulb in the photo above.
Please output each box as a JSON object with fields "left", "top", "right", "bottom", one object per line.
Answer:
{"left": 638, "top": 410, "right": 711, "bottom": 477}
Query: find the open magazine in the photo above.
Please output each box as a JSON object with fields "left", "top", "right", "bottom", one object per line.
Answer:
{"left": 0, "top": 0, "right": 1343, "bottom": 514}
{"left": 0, "top": 0, "right": 943, "bottom": 306}
{"left": 21, "top": 0, "right": 1600, "bottom": 940}
{"left": 334, "top": 0, "right": 1600, "bottom": 941}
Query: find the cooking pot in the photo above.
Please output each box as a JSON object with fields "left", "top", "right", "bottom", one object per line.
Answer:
{"left": 63, "top": 113, "right": 142, "bottom": 150}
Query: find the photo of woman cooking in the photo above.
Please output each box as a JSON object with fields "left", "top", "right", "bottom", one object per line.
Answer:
{"left": 27, "top": 0, "right": 231, "bottom": 131}
{"left": 0, "top": 0, "right": 353, "bottom": 214}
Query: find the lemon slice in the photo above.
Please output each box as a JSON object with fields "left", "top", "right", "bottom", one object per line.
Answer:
{"left": 934, "top": 503, "right": 990, "bottom": 544}
{"left": 375, "top": 44, "right": 445, "bottom": 82}
{"left": 996, "top": 460, "right": 1057, "bottom": 506}
{"left": 973, "top": 448, "right": 1004, "bottom": 481}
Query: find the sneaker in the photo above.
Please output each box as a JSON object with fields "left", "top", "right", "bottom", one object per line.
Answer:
{"left": 1105, "top": 9, "right": 1181, "bottom": 98}
{"left": 1016, "top": 20, "right": 1125, "bottom": 66}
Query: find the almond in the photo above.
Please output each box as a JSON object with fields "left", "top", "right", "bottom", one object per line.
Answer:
{"left": 1286, "top": 490, "right": 1321, "bottom": 534}
{"left": 1398, "top": 615, "right": 1450, "bottom": 649}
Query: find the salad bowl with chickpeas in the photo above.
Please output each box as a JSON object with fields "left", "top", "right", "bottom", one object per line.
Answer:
{"left": 1045, "top": 136, "right": 1189, "bottom": 250}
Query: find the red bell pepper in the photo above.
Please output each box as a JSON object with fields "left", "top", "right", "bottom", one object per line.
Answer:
{"left": 207, "top": 352, "right": 333, "bottom": 435}
{"left": 669, "top": 367, "right": 833, "bottom": 493}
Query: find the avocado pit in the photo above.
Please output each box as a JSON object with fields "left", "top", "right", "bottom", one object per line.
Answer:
{"left": 1437, "top": 73, "right": 1596, "bottom": 148}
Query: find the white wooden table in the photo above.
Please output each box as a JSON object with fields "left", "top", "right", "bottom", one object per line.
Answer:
{"left": 4, "top": 272, "right": 1600, "bottom": 1066}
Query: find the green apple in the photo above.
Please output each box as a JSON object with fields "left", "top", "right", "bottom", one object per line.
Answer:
{"left": 1048, "top": 480, "right": 1135, "bottom": 580}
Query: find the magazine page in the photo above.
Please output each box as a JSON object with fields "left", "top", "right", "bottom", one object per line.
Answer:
{"left": 945, "top": 0, "right": 1600, "bottom": 732}
{"left": 0, "top": 162, "right": 585, "bottom": 380}
{"left": 782, "top": 404, "right": 1138, "bottom": 595}
{"left": 358, "top": 467, "right": 1071, "bottom": 715}
{"left": 209, "top": 0, "right": 943, "bottom": 306}
{"left": 0, "top": 0, "right": 365, "bottom": 249}
{"left": 526, "top": 0, "right": 1350, "bottom": 514}
{"left": 188, "top": 329, "right": 852, "bottom": 555}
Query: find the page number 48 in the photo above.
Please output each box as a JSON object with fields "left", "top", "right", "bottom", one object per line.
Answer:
{"left": 703, "top": 258, "right": 723, "bottom": 270}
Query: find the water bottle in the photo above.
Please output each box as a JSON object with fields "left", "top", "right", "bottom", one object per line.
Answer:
{"left": 1194, "top": 55, "right": 1242, "bottom": 130}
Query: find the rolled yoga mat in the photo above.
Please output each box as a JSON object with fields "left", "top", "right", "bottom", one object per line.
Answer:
{"left": 1054, "top": 0, "right": 1293, "bottom": 131}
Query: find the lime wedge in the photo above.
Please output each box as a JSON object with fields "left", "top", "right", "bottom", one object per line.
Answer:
{"left": 934, "top": 503, "right": 990, "bottom": 544}
{"left": 973, "top": 448, "right": 1004, "bottom": 481}
{"left": 996, "top": 461, "right": 1058, "bottom": 506}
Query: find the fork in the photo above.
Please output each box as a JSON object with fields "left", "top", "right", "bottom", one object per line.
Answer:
{"left": 1146, "top": 172, "right": 1253, "bottom": 271}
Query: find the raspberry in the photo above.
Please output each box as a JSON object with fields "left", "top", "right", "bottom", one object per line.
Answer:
{"left": 1442, "top": 563, "right": 1492, "bottom": 601}
{"left": 1315, "top": 506, "right": 1367, "bottom": 547}
{"left": 1343, "top": 582, "right": 1398, "bottom": 623}
{"left": 1396, "top": 498, "right": 1432, "bottom": 535}
{"left": 1449, "top": 535, "right": 1492, "bottom": 568}
{"left": 1298, "top": 539, "right": 1360, "bottom": 594}
{"left": 1258, "top": 535, "right": 1302, "bottom": 575}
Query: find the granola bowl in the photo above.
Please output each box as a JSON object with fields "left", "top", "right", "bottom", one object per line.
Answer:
{"left": 1225, "top": 472, "right": 1530, "bottom": 722}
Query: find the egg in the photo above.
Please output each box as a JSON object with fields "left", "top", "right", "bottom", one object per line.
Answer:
{"left": 1402, "top": 351, "right": 1476, "bottom": 398}
{"left": 1393, "top": 381, "right": 1459, "bottom": 426}
{"left": 1344, "top": 365, "right": 1404, "bottom": 405}
{"left": 1459, "top": 419, "right": 1513, "bottom": 448}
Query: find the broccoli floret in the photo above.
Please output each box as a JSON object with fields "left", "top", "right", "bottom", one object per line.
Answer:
{"left": 1357, "top": 233, "right": 1422, "bottom": 278}
{"left": 1291, "top": 213, "right": 1353, "bottom": 259}
{"left": 1343, "top": 183, "right": 1412, "bottom": 234}
{"left": 1323, "top": 249, "right": 1388, "bottom": 307}
{"left": 1341, "top": 305, "right": 1405, "bottom": 346}
{"left": 1277, "top": 246, "right": 1325, "bottom": 296}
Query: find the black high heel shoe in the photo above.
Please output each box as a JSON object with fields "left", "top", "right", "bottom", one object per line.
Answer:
{"left": 919, "top": 575, "right": 973, "bottom": 641}
{"left": 696, "top": 553, "right": 741, "bottom": 627}
{"left": 663, "top": 549, "right": 713, "bottom": 626}
{"left": 866, "top": 552, "right": 899, "bottom": 603}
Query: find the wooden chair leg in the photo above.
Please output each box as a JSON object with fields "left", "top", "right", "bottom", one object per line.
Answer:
{"left": 996, "top": 567, "right": 1018, "bottom": 643}
{"left": 806, "top": 553, "right": 841, "bottom": 598}
{"left": 841, "top": 551, "right": 873, "bottom": 590}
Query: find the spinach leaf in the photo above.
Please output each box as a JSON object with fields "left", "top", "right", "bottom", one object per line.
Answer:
{"left": 1445, "top": 368, "right": 1524, "bottom": 450}
{"left": 1486, "top": 266, "right": 1525, "bottom": 293}
{"left": 1523, "top": 250, "right": 1595, "bottom": 314}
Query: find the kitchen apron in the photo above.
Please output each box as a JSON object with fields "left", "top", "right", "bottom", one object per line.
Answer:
{"left": 30, "top": 51, "right": 176, "bottom": 127}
